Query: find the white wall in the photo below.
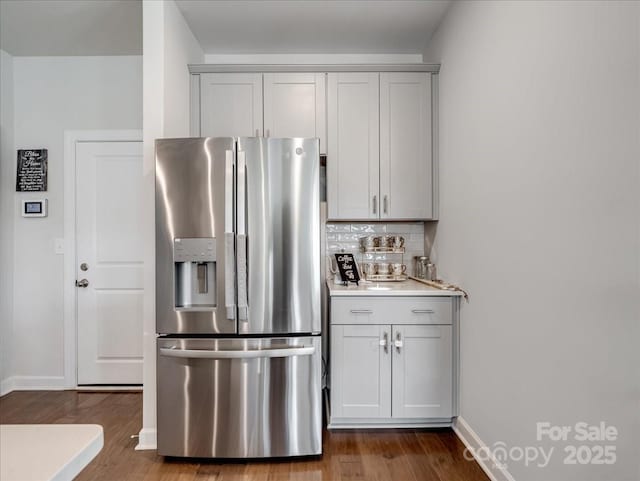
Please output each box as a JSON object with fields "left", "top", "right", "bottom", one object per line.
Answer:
{"left": 0, "top": 49, "right": 15, "bottom": 394}
{"left": 427, "top": 2, "right": 640, "bottom": 480}
{"left": 7, "top": 56, "right": 142, "bottom": 389}
{"left": 139, "top": 0, "right": 203, "bottom": 450}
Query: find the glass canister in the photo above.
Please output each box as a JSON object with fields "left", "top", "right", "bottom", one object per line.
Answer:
{"left": 414, "top": 256, "right": 429, "bottom": 279}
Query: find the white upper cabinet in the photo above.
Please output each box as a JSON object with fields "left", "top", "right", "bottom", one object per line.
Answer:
{"left": 380, "top": 72, "right": 432, "bottom": 219}
{"left": 263, "top": 73, "right": 326, "bottom": 153}
{"left": 327, "top": 72, "right": 434, "bottom": 221}
{"left": 327, "top": 72, "right": 379, "bottom": 220}
{"left": 200, "top": 73, "right": 263, "bottom": 137}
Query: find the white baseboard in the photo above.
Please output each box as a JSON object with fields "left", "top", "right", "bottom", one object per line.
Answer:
{"left": 0, "top": 376, "right": 67, "bottom": 396}
{"left": 453, "top": 416, "right": 516, "bottom": 481}
{"left": 0, "top": 377, "right": 15, "bottom": 396}
{"left": 135, "top": 428, "right": 157, "bottom": 451}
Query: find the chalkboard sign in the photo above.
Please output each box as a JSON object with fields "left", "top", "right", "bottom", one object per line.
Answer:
{"left": 334, "top": 253, "right": 360, "bottom": 285}
{"left": 16, "top": 149, "right": 48, "bottom": 192}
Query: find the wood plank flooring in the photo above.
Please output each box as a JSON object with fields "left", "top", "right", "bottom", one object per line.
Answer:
{"left": 0, "top": 391, "right": 489, "bottom": 481}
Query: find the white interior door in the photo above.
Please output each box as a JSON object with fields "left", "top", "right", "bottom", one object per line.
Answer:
{"left": 76, "top": 141, "right": 143, "bottom": 385}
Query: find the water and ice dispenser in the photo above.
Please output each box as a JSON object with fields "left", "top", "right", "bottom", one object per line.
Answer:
{"left": 174, "top": 238, "right": 216, "bottom": 309}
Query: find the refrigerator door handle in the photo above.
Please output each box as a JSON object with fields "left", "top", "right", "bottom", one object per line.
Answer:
{"left": 236, "top": 150, "right": 249, "bottom": 321}
{"left": 159, "top": 345, "right": 315, "bottom": 359}
{"left": 224, "top": 151, "right": 236, "bottom": 320}
{"left": 237, "top": 234, "right": 248, "bottom": 320}
{"left": 237, "top": 150, "right": 246, "bottom": 236}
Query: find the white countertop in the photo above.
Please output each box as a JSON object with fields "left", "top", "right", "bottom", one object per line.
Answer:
{"left": 0, "top": 424, "right": 103, "bottom": 481}
{"left": 327, "top": 278, "right": 463, "bottom": 297}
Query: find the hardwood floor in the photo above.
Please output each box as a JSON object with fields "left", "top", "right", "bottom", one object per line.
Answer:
{"left": 0, "top": 391, "right": 489, "bottom": 481}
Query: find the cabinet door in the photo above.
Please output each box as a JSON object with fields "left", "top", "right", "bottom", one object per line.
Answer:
{"left": 263, "top": 73, "right": 326, "bottom": 153}
{"left": 327, "top": 73, "right": 379, "bottom": 220}
{"left": 200, "top": 73, "right": 263, "bottom": 137}
{"left": 392, "top": 325, "right": 452, "bottom": 419}
{"left": 331, "top": 324, "right": 391, "bottom": 418}
{"left": 380, "top": 73, "right": 432, "bottom": 219}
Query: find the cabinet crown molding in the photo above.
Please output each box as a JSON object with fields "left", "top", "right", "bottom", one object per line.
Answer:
{"left": 189, "top": 64, "right": 441, "bottom": 74}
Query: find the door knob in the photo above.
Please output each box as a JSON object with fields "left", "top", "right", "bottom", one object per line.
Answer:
{"left": 76, "top": 279, "right": 89, "bottom": 288}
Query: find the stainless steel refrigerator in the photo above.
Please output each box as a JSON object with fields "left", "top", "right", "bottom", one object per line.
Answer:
{"left": 155, "top": 137, "right": 321, "bottom": 458}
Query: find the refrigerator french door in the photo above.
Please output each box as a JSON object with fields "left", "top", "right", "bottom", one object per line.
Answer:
{"left": 155, "top": 137, "right": 321, "bottom": 458}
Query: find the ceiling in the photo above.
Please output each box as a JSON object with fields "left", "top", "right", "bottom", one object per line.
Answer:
{"left": 0, "top": 0, "right": 142, "bottom": 56}
{"left": 176, "top": 0, "right": 451, "bottom": 55}
{"left": 0, "top": 0, "right": 450, "bottom": 57}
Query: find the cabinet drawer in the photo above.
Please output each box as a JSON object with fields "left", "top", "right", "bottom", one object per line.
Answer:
{"left": 331, "top": 297, "right": 452, "bottom": 325}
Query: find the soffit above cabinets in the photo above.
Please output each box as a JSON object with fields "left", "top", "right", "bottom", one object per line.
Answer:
{"left": 176, "top": 0, "right": 451, "bottom": 55}
{"left": 0, "top": 0, "right": 142, "bottom": 56}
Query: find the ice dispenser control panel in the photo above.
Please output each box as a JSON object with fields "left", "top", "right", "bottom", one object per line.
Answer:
{"left": 174, "top": 238, "right": 216, "bottom": 262}
{"left": 174, "top": 238, "right": 217, "bottom": 310}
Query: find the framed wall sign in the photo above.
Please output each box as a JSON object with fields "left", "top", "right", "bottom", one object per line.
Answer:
{"left": 334, "top": 253, "right": 360, "bottom": 285}
{"left": 16, "top": 149, "right": 48, "bottom": 192}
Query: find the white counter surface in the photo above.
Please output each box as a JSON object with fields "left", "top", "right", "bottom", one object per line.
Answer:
{"left": 327, "top": 278, "right": 463, "bottom": 297}
{"left": 0, "top": 424, "right": 103, "bottom": 481}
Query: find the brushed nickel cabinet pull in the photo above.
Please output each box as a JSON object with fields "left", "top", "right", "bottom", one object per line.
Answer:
{"left": 394, "top": 331, "right": 403, "bottom": 353}
{"left": 380, "top": 331, "right": 389, "bottom": 354}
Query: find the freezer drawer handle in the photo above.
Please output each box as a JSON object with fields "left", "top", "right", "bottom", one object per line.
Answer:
{"left": 159, "top": 345, "right": 315, "bottom": 360}
{"left": 411, "top": 309, "right": 435, "bottom": 314}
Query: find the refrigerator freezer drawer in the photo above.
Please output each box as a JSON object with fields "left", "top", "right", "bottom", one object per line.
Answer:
{"left": 157, "top": 336, "right": 322, "bottom": 458}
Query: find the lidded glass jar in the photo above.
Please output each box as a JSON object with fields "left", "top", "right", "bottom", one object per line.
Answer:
{"left": 414, "top": 256, "right": 429, "bottom": 279}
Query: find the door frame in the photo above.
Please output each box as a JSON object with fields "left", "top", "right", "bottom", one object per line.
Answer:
{"left": 63, "top": 130, "right": 143, "bottom": 388}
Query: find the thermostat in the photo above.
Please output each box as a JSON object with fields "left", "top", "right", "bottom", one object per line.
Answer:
{"left": 22, "top": 199, "right": 47, "bottom": 217}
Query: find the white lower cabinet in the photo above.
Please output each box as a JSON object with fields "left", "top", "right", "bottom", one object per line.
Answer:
{"left": 329, "top": 296, "right": 457, "bottom": 428}
{"left": 391, "top": 324, "right": 452, "bottom": 419}
{"left": 331, "top": 324, "right": 391, "bottom": 419}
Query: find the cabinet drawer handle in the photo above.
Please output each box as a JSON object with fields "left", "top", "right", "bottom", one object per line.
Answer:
{"left": 350, "top": 309, "right": 373, "bottom": 314}
{"left": 411, "top": 309, "right": 435, "bottom": 314}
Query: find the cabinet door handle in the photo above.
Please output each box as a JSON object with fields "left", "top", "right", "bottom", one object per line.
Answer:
{"left": 411, "top": 309, "right": 435, "bottom": 314}
{"left": 383, "top": 195, "right": 388, "bottom": 215}
{"left": 350, "top": 309, "right": 372, "bottom": 314}
{"left": 372, "top": 195, "right": 377, "bottom": 215}
{"left": 379, "top": 332, "right": 389, "bottom": 353}
{"left": 394, "top": 331, "right": 403, "bottom": 353}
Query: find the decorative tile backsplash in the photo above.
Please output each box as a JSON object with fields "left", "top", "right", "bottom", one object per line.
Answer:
{"left": 325, "top": 222, "right": 425, "bottom": 277}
